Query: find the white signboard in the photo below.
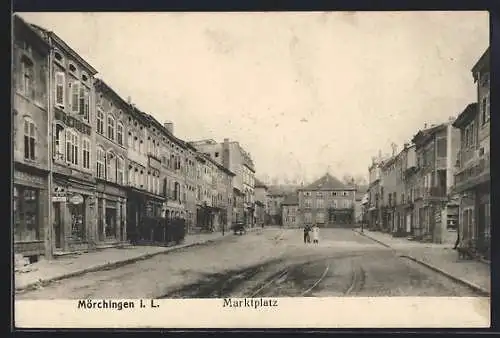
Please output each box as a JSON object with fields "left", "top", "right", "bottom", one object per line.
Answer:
{"left": 52, "top": 196, "right": 67, "bottom": 202}
{"left": 69, "top": 194, "right": 84, "bottom": 205}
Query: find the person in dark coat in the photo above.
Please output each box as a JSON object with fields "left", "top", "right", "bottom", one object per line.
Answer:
{"left": 303, "top": 224, "right": 311, "bottom": 244}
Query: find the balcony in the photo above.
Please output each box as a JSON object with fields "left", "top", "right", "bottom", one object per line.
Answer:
{"left": 424, "top": 186, "right": 447, "bottom": 200}
{"left": 454, "top": 152, "right": 490, "bottom": 193}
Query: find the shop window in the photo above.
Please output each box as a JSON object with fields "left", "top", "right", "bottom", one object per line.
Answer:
{"left": 13, "top": 186, "right": 39, "bottom": 242}
{"left": 23, "top": 117, "right": 36, "bottom": 160}
{"left": 69, "top": 200, "right": 86, "bottom": 241}
{"left": 105, "top": 203, "right": 117, "bottom": 239}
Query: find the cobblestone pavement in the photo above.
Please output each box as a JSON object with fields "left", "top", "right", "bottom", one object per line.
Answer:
{"left": 16, "top": 228, "right": 482, "bottom": 299}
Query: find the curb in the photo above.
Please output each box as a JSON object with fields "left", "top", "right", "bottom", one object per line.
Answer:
{"left": 400, "top": 255, "right": 490, "bottom": 296}
{"left": 15, "top": 235, "right": 228, "bottom": 293}
{"left": 353, "top": 229, "right": 392, "bottom": 248}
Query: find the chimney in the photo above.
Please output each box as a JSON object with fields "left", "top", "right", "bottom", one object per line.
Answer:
{"left": 164, "top": 122, "right": 174, "bottom": 134}
{"left": 222, "top": 138, "right": 230, "bottom": 169}
{"left": 424, "top": 123, "right": 427, "bottom": 129}
{"left": 127, "top": 96, "right": 132, "bottom": 104}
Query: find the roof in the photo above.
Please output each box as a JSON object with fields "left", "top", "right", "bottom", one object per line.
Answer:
{"left": 300, "top": 173, "right": 353, "bottom": 191}
{"left": 472, "top": 47, "right": 490, "bottom": 81}
{"left": 453, "top": 103, "right": 477, "bottom": 129}
{"left": 267, "top": 184, "right": 299, "bottom": 196}
{"left": 282, "top": 193, "right": 299, "bottom": 205}
{"left": 411, "top": 123, "right": 447, "bottom": 146}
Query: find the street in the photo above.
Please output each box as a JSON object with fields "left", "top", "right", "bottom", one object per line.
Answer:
{"left": 16, "top": 228, "right": 480, "bottom": 300}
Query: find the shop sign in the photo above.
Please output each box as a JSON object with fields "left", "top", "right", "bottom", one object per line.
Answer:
{"left": 52, "top": 186, "right": 67, "bottom": 202}
{"left": 69, "top": 193, "right": 84, "bottom": 205}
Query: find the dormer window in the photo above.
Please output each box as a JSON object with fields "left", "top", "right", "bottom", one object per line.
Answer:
{"left": 54, "top": 51, "right": 64, "bottom": 65}
{"left": 81, "top": 72, "right": 89, "bottom": 83}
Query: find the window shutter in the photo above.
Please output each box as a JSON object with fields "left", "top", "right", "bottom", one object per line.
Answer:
{"left": 55, "top": 72, "right": 65, "bottom": 107}
{"left": 79, "top": 85, "right": 85, "bottom": 115}
{"left": 72, "top": 81, "right": 80, "bottom": 113}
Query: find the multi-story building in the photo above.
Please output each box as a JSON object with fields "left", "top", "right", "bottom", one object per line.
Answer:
{"left": 411, "top": 119, "right": 460, "bottom": 243}
{"left": 93, "top": 79, "right": 129, "bottom": 245}
{"left": 194, "top": 153, "right": 234, "bottom": 232}
{"left": 30, "top": 22, "right": 99, "bottom": 254}
{"left": 354, "top": 186, "right": 368, "bottom": 224}
{"left": 380, "top": 154, "right": 398, "bottom": 233}
{"left": 452, "top": 47, "right": 490, "bottom": 258}
{"left": 282, "top": 193, "right": 299, "bottom": 228}
{"left": 189, "top": 138, "right": 256, "bottom": 226}
{"left": 399, "top": 143, "right": 418, "bottom": 235}
{"left": 267, "top": 190, "right": 285, "bottom": 225}
{"left": 254, "top": 179, "right": 268, "bottom": 226}
{"left": 367, "top": 157, "right": 385, "bottom": 230}
{"left": 13, "top": 16, "right": 51, "bottom": 260}
{"left": 298, "top": 173, "right": 356, "bottom": 227}
{"left": 124, "top": 106, "right": 166, "bottom": 242}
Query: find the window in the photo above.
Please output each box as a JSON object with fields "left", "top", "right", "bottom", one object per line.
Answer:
{"left": 437, "top": 137, "right": 447, "bottom": 157}
{"left": 107, "top": 115, "right": 115, "bottom": 140}
{"left": 481, "top": 94, "right": 490, "bottom": 125}
{"left": 23, "top": 118, "right": 36, "bottom": 160}
{"left": 117, "top": 157, "right": 124, "bottom": 185}
{"left": 128, "top": 132, "right": 133, "bottom": 148}
{"left": 129, "top": 167, "right": 134, "bottom": 185}
{"left": 107, "top": 152, "right": 116, "bottom": 182}
{"left": 147, "top": 173, "right": 152, "bottom": 191}
{"left": 96, "top": 147, "right": 105, "bottom": 179}
{"left": 13, "top": 186, "right": 39, "bottom": 242}
{"left": 19, "top": 59, "right": 34, "bottom": 98}
{"left": 316, "top": 212, "right": 325, "bottom": 223}
{"left": 65, "top": 129, "right": 79, "bottom": 165}
{"left": 305, "top": 199, "right": 312, "bottom": 208}
{"left": 80, "top": 85, "right": 90, "bottom": 122}
{"left": 317, "top": 199, "right": 324, "bottom": 208}
{"left": 55, "top": 71, "right": 65, "bottom": 107}
{"left": 54, "top": 124, "right": 65, "bottom": 160}
{"left": 96, "top": 108, "right": 104, "bottom": 134}
{"left": 82, "top": 137, "right": 91, "bottom": 169}
{"left": 117, "top": 123, "right": 124, "bottom": 145}
{"left": 71, "top": 80, "right": 80, "bottom": 114}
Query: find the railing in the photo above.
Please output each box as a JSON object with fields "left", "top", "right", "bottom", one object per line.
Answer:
{"left": 455, "top": 152, "right": 490, "bottom": 186}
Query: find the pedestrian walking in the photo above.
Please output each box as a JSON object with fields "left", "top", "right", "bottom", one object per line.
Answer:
{"left": 311, "top": 224, "right": 320, "bottom": 244}
{"left": 303, "top": 224, "right": 311, "bottom": 244}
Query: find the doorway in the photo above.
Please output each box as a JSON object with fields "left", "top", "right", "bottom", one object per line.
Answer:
{"left": 53, "top": 202, "right": 62, "bottom": 249}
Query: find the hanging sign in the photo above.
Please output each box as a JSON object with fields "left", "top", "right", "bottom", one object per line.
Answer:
{"left": 69, "top": 194, "right": 84, "bottom": 205}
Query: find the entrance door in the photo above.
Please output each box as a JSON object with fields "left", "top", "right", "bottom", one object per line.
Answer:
{"left": 53, "top": 202, "right": 62, "bottom": 249}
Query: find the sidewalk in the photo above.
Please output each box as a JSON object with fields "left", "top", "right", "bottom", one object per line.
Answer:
{"left": 354, "top": 229, "right": 491, "bottom": 295}
{"left": 15, "top": 230, "right": 261, "bottom": 293}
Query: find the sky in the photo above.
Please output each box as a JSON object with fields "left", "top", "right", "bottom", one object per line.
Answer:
{"left": 17, "top": 11, "right": 489, "bottom": 184}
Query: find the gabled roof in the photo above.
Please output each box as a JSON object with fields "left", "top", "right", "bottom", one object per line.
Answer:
{"left": 300, "top": 173, "right": 353, "bottom": 191}
{"left": 453, "top": 103, "right": 477, "bottom": 129}
{"left": 472, "top": 47, "right": 490, "bottom": 81}
{"left": 282, "top": 193, "right": 299, "bottom": 205}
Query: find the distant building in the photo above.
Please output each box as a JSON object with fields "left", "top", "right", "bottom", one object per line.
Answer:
{"left": 354, "top": 185, "right": 368, "bottom": 224}
{"left": 298, "top": 173, "right": 356, "bottom": 228}
{"left": 282, "top": 193, "right": 299, "bottom": 228}
{"left": 254, "top": 179, "right": 268, "bottom": 226}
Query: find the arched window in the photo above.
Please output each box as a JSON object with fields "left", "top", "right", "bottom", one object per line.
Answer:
{"left": 96, "top": 108, "right": 104, "bottom": 135}
{"left": 107, "top": 114, "right": 115, "bottom": 140}
{"left": 117, "top": 122, "right": 124, "bottom": 146}
{"left": 96, "top": 146, "right": 105, "bottom": 179}
{"left": 117, "top": 156, "right": 125, "bottom": 185}
{"left": 107, "top": 151, "right": 116, "bottom": 182}
{"left": 23, "top": 117, "right": 36, "bottom": 160}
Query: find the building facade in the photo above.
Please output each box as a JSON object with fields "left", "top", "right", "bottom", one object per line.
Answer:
{"left": 93, "top": 79, "right": 129, "bottom": 245}
{"left": 298, "top": 173, "right": 356, "bottom": 228}
{"left": 254, "top": 179, "right": 268, "bottom": 226}
{"left": 452, "top": 47, "right": 490, "bottom": 259}
{"left": 13, "top": 16, "right": 51, "bottom": 260}
{"left": 411, "top": 120, "right": 460, "bottom": 243}
{"left": 30, "top": 22, "right": 100, "bottom": 254}
{"left": 282, "top": 193, "right": 299, "bottom": 228}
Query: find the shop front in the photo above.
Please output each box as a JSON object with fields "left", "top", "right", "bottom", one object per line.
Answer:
{"left": 14, "top": 166, "right": 49, "bottom": 260}
{"left": 96, "top": 182, "right": 127, "bottom": 246}
{"left": 476, "top": 182, "right": 490, "bottom": 258}
{"left": 326, "top": 208, "right": 354, "bottom": 228}
{"left": 126, "top": 187, "right": 165, "bottom": 243}
{"left": 52, "top": 172, "right": 97, "bottom": 253}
